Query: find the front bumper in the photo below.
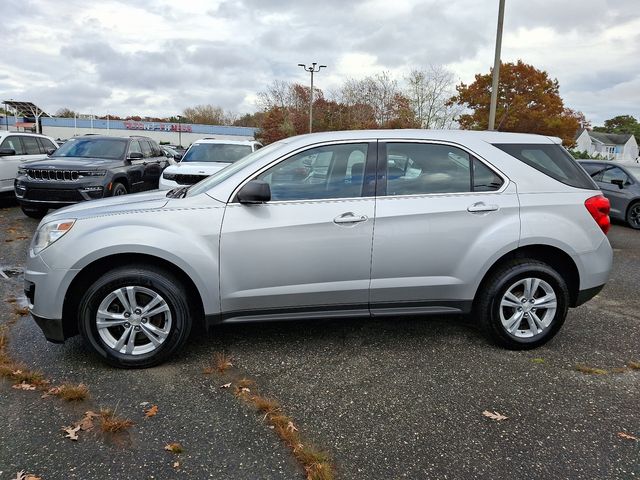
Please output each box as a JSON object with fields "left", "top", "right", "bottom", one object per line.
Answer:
{"left": 15, "top": 176, "right": 106, "bottom": 209}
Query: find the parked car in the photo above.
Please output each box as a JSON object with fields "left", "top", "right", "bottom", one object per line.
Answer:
{"left": 14, "top": 135, "right": 169, "bottom": 218}
{"left": 159, "top": 139, "right": 261, "bottom": 190}
{"left": 0, "top": 131, "right": 58, "bottom": 194}
{"left": 25, "top": 130, "right": 612, "bottom": 367}
{"left": 160, "top": 145, "right": 180, "bottom": 162}
{"left": 578, "top": 160, "right": 640, "bottom": 229}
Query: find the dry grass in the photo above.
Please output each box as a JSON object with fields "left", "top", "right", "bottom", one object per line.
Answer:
{"left": 99, "top": 409, "right": 134, "bottom": 433}
{"left": 629, "top": 361, "right": 640, "bottom": 370}
{"left": 252, "top": 395, "right": 281, "bottom": 415}
{"left": 214, "top": 352, "right": 233, "bottom": 373}
{"left": 55, "top": 383, "right": 89, "bottom": 402}
{"left": 575, "top": 364, "right": 608, "bottom": 375}
{"left": 12, "top": 305, "right": 30, "bottom": 317}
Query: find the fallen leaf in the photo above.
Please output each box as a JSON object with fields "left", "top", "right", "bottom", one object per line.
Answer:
{"left": 617, "top": 432, "right": 638, "bottom": 441}
{"left": 144, "top": 405, "right": 158, "bottom": 418}
{"left": 482, "top": 410, "right": 508, "bottom": 421}
{"left": 62, "top": 425, "right": 81, "bottom": 441}
{"left": 173, "top": 461, "right": 180, "bottom": 469}
{"left": 79, "top": 411, "right": 99, "bottom": 431}
{"left": 11, "top": 472, "right": 40, "bottom": 480}
{"left": 286, "top": 421, "right": 298, "bottom": 432}
{"left": 12, "top": 382, "right": 36, "bottom": 391}
{"left": 165, "top": 442, "right": 184, "bottom": 454}
{"left": 25, "top": 475, "right": 41, "bottom": 480}
{"left": 220, "top": 383, "right": 232, "bottom": 389}
{"left": 41, "top": 386, "right": 61, "bottom": 398}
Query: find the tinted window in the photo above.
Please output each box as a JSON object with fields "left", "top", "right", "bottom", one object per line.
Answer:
{"left": 149, "top": 141, "right": 162, "bottom": 157}
{"left": 140, "top": 140, "right": 152, "bottom": 158}
{"left": 384, "top": 143, "right": 471, "bottom": 195}
{"left": 601, "top": 166, "right": 630, "bottom": 185}
{"left": 36, "top": 137, "right": 57, "bottom": 153}
{"left": 21, "top": 136, "right": 41, "bottom": 155}
{"left": 579, "top": 163, "right": 605, "bottom": 178}
{"left": 494, "top": 143, "right": 597, "bottom": 190}
{"left": 256, "top": 143, "right": 369, "bottom": 201}
{"left": 473, "top": 158, "right": 504, "bottom": 191}
{"left": 624, "top": 166, "right": 640, "bottom": 182}
{"left": 0, "top": 136, "right": 25, "bottom": 155}
{"left": 52, "top": 138, "right": 127, "bottom": 159}
{"left": 182, "top": 143, "right": 253, "bottom": 163}
{"left": 129, "top": 140, "right": 142, "bottom": 155}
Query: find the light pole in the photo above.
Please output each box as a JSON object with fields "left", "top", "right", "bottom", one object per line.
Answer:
{"left": 488, "top": 0, "right": 506, "bottom": 131}
{"left": 298, "top": 62, "right": 326, "bottom": 133}
{"left": 177, "top": 115, "right": 183, "bottom": 147}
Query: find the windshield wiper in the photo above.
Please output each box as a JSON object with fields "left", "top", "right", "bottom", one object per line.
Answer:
{"left": 166, "top": 186, "right": 189, "bottom": 199}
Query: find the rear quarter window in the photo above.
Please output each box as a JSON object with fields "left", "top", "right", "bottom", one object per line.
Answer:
{"left": 494, "top": 143, "right": 597, "bottom": 190}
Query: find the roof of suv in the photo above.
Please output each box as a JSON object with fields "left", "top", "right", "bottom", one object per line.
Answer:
{"left": 0, "top": 131, "right": 53, "bottom": 139}
{"left": 192, "top": 139, "right": 260, "bottom": 145}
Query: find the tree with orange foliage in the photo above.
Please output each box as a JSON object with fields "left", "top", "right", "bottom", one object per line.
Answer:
{"left": 451, "top": 60, "right": 583, "bottom": 146}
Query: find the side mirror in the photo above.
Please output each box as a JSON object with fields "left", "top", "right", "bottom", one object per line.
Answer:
{"left": 174, "top": 153, "right": 183, "bottom": 161}
{"left": 611, "top": 179, "right": 625, "bottom": 189}
{"left": 46, "top": 147, "right": 56, "bottom": 155}
{"left": 0, "top": 148, "right": 16, "bottom": 157}
{"left": 237, "top": 180, "right": 271, "bottom": 204}
{"left": 128, "top": 152, "right": 144, "bottom": 160}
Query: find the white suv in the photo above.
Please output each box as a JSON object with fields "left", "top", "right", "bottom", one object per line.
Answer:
{"left": 0, "top": 131, "right": 58, "bottom": 193}
{"left": 24, "top": 130, "right": 612, "bottom": 367}
{"left": 159, "top": 139, "right": 261, "bottom": 190}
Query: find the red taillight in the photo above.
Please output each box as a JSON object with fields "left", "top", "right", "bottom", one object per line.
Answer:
{"left": 584, "top": 195, "right": 611, "bottom": 234}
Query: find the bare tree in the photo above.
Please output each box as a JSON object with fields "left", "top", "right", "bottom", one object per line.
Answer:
{"left": 339, "top": 71, "right": 400, "bottom": 126}
{"left": 55, "top": 107, "right": 78, "bottom": 118}
{"left": 182, "top": 104, "right": 236, "bottom": 125}
{"left": 405, "top": 65, "right": 460, "bottom": 129}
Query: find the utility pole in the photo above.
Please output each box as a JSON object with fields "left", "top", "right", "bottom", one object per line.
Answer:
{"left": 298, "top": 62, "right": 326, "bottom": 133}
{"left": 177, "top": 115, "right": 183, "bottom": 147}
{"left": 488, "top": 0, "right": 506, "bottom": 131}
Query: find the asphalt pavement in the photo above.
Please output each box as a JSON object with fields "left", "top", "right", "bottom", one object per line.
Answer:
{"left": 0, "top": 196, "right": 638, "bottom": 479}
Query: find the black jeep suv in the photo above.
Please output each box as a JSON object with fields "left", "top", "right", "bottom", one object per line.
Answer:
{"left": 14, "top": 135, "right": 169, "bottom": 218}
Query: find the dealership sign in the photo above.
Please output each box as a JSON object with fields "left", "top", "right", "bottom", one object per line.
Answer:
{"left": 124, "top": 121, "right": 192, "bottom": 133}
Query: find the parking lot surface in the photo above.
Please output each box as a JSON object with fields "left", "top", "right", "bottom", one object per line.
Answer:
{"left": 1, "top": 197, "right": 638, "bottom": 479}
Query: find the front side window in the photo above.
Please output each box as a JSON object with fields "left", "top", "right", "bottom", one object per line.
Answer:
{"left": 52, "top": 138, "right": 128, "bottom": 159}
{"left": 256, "top": 143, "right": 369, "bottom": 201}
{"left": 36, "top": 137, "right": 57, "bottom": 153}
{"left": 128, "top": 140, "right": 142, "bottom": 156}
{"left": 21, "top": 136, "right": 41, "bottom": 155}
{"left": 384, "top": 143, "right": 473, "bottom": 196}
{"left": 140, "top": 140, "right": 152, "bottom": 158}
{"left": 182, "top": 143, "right": 253, "bottom": 163}
{"left": 0, "top": 136, "right": 25, "bottom": 155}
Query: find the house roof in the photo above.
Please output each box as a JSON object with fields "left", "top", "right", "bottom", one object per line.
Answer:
{"left": 587, "top": 131, "right": 633, "bottom": 146}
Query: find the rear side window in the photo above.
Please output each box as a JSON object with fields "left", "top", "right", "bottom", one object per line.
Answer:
{"left": 21, "top": 136, "right": 41, "bottom": 155}
{"left": 494, "top": 143, "right": 597, "bottom": 190}
{"left": 140, "top": 140, "right": 152, "bottom": 158}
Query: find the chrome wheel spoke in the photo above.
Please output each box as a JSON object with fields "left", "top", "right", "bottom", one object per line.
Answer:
{"left": 501, "top": 291, "right": 521, "bottom": 308}
{"left": 505, "top": 311, "right": 524, "bottom": 333}
{"left": 96, "top": 310, "right": 128, "bottom": 329}
{"left": 141, "top": 323, "right": 168, "bottom": 346}
{"left": 530, "top": 311, "right": 546, "bottom": 331}
{"left": 145, "top": 304, "right": 170, "bottom": 318}
{"left": 125, "top": 328, "right": 137, "bottom": 355}
{"left": 526, "top": 314, "right": 539, "bottom": 334}
{"left": 125, "top": 286, "right": 138, "bottom": 311}
{"left": 534, "top": 294, "right": 557, "bottom": 309}
{"left": 115, "top": 289, "right": 132, "bottom": 312}
{"left": 141, "top": 293, "right": 163, "bottom": 315}
{"left": 114, "top": 326, "right": 133, "bottom": 352}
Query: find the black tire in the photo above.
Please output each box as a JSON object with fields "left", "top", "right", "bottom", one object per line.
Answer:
{"left": 111, "top": 182, "right": 128, "bottom": 196}
{"left": 475, "top": 259, "right": 569, "bottom": 350}
{"left": 625, "top": 201, "right": 640, "bottom": 230}
{"left": 21, "top": 205, "right": 48, "bottom": 218}
{"left": 78, "top": 265, "right": 192, "bottom": 368}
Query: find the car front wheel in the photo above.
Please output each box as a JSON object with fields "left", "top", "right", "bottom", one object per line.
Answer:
{"left": 476, "top": 259, "right": 569, "bottom": 349}
{"left": 78, "top": 265, "right": 192, "bottom": 368}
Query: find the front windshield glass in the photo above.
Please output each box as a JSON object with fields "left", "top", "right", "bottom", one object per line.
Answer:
{"left": 181, "top": 143, "right": 252, "bottom": 163}
{"left": 51, "top": 137, "right": 127, "bottom": 159}
{"left": 186, "top": 141, "right": 285, "bottom": 197}
{"left": 624, "top": 166, "right": 640, "bottom": 182}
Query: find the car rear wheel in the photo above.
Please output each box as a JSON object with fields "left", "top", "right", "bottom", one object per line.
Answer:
{"left": 21, "top": 206, "right": 48, "bottom": 219}
{"left": 626, "top": 201, "right": 640, "bottom": 229}
{"left": 476, "top": 259, "right": 569, "bottom": 349}
{"left": 78, "top": 265, "right": 192, "bottom": 368}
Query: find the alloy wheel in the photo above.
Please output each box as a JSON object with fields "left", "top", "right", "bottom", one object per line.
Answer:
{"left": 499, "top": 277, "right": 557, "bottom": 339}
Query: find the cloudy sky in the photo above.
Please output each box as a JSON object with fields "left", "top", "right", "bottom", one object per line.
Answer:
{"left": 1, "top": 0, "right": 639, "bottom": 125}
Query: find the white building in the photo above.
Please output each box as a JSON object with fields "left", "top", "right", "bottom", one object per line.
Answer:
{"left": 574, "top": 129, "right": 639, "bottom": 161}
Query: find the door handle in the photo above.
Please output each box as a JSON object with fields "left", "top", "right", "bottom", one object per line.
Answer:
{"left": 334, "top": 212, "right": 368, "bottom": 224}
{"left": 467, "top": 202, "right": 499, "bottom": 213}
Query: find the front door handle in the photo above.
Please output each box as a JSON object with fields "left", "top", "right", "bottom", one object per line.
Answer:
{"left": 334, "top": 212, "right": 368, "bottom": 224}
{"left": 467, "top": 202, "right": 499, "bottom": 213}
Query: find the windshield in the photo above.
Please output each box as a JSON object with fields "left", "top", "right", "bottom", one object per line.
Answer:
{"left": 186, "top": 141, "right": 285, "bottom": 197}
{"left": 624, "top": 165, "right": 640, "bottom": 182}
{"left": 51, "top": 137, "right": 127, "bottom": 159}
{"left": 181, "top": 143, "right": 252, "bottom": 163}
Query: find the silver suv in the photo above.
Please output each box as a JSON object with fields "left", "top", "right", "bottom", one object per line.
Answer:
{"left": 25, "top": 130, "right": 613, "bottom": 367}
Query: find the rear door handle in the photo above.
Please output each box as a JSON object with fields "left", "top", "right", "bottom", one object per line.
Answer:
{"left": 334, "top": 212, "right": 368, "bottom": 224}
{"left": 467, "top": 202, "right": 499, "bottom": 213}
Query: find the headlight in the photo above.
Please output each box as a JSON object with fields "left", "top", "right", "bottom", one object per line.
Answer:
{"left": 163, "top": 172, "right": 177, "bottom": 180}
{"left": 32, "top": 219, "right": 76, "bottom": 255}
{"left": 78, "top": 170, "right": 107, "bottom": 177}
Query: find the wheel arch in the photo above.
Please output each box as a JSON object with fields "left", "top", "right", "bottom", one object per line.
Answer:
{"left": 473, "top": 244, "right": 580, "bottom": 310}
{"left": 110, "top": 175, "right": 130, "bottom": 192}
{"left": 62, "top": 253, "right": 206, "bottom": 338}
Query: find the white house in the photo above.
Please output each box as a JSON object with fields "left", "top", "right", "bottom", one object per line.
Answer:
{"left": 574, "top": 129, "right": 639, "bottom": 161}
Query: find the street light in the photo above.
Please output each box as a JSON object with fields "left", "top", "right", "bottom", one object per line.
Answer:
{"left": 488, "top": 0, "right": 506, "bottom": 131}
{"left": 177, "top": 115, "right": 183, "bottom": 147}
{"left": 298, "top": 62, "right": 326, "bottom": 133}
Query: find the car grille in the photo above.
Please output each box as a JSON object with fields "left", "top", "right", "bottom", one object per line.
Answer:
{"left": 25, "top": 188, "right": 83, "bottom": 202}
{"left": 174, "top": 174, "right": 208, "bottom": 185}
{"left": 27, "top": 169, "right": 79, "bottom": 181}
